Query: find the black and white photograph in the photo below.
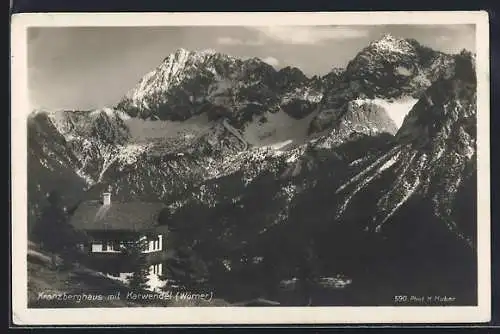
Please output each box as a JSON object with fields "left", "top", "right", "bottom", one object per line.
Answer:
{"left": 11, "top": 12, "right": 490, "bottom": 325}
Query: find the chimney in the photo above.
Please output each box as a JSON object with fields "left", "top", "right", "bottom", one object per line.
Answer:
{"left": 102, "top": 192, "right": 111, "bottom": 206}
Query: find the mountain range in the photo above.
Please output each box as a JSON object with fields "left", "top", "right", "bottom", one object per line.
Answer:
{"left": 28, "top": 33, "right": 478, "bottom": 305}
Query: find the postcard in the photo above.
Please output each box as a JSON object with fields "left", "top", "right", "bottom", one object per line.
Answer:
{"left": 11, "top": 11, "right": 490, "bottom": 325}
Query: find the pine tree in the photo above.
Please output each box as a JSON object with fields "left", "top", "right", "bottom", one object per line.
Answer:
{"left": 160, "top": 246, "right": 207, "bottom": 291}
{"left": 159, "top": 226, "right": 209, "bottom": 292}
{"left": 127, "top": 238, "right": 150, "bottom": 291}
{"left": 295, "top": 239, "right": 319, "bottom": 306}
{"left": 33, "top": 190, "right": 81, "bottom": 260}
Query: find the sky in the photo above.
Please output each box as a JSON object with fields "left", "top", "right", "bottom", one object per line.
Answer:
{"left": 28, "top": 24, "right": 476, "bottom": 111}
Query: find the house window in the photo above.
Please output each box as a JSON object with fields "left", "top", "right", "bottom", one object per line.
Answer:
{"left": 142, "top": 235, "right": 163, "bottom": 253}
{"left": 104, "top": 241, "right": 121, "bottom": 252}
{"left": 149, "top": 263, "right": 162, "bottom": 276}
{"left": 91, "top": 243, "right": 103, "bottom": 252}
{"left": 91, "top": 241, "right": 121, "bottom": 253}
{"left": 102, "top": 242, "right": 110, "bottom": 252}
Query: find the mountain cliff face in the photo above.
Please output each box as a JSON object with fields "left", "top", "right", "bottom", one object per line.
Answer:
{"left": 27, "top": 36, "right": 477, "bottom": 304}
{"left": 309, "top": 34, "right": 457, "bottom": 135}
{"left": 156, "top": 51, "right": 478, "bottom": 303}
{"left": 27, "top": 108, "right": 132, "bottom": 227}
{"left": 345, "top": 34, "right": 456, "bottom": 98}
{"left": 335, "top": 51, "right": 477, "bottom": 242}
{"left": 116, "top": 49, "right": 323, "bottom": 125}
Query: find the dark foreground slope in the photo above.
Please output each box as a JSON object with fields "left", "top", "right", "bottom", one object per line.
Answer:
{"left": 28, "top": 241, "right": 231, "bottom": 308}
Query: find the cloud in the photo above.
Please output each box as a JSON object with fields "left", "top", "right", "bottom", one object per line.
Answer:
{"left": 437, "top": 35, "right": 452, "bottom": 42}
{"left": 217, "top": 37, "right": 244, "bottom": 45}
{"left": 426, "top": 24, "right": 475, "bottom": 32}
{"left": 217, "top": 26, "right": 369, "bottom": 46}
{"left": 261, "top": 56, "right": 280, "bottom": 67}
{"left": 216, "top": 36, "right": 264, "bottom": 46}
{"left": 250, "top": 26, "right": 369, "bottom": 45}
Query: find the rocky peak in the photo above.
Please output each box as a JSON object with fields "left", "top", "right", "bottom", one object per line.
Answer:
{"left": 276, "top": 66, "right": 309, "bottom": 90}
{"left": 368, "top": 33, "right": 415, "bottom": 55}
{"left": 29, "top": 108, "right": 131, "bottom": 146}
{"left": 116, "top": 48, "right": 239, "bottom": 118}
{"left": 170, "top": 47, "right": 190, "bottom": 58}
{"left": 345, "top": 33, "right": 419, "bottom": 81}
{"left": 163, "top": 48, "right": 223, "bottom": 63}
{"left": 116, "top": 48, "right": 325, "bottom": 124}
{"left": 198, "top": 48, "right": 218, "bottom": 56}
{"left": 396, "top": 53, "right": 476, "bottom": 147}
{"left": 319, "top": 67, "right": 345, "bottom": 90}
{"left": 278, "top": 66, "right": 307, "bottom": 78}
{"left": 309, "top": 36, "right": 459, "bottom": 136}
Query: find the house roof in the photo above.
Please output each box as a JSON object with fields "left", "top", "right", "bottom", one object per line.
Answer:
{"left": 69, "top": 200, "right": 168, "bottom": 232}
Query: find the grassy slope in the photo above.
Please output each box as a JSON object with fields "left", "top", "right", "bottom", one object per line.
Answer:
{"left": 27, "top": 241, "right": 230, "bottom": 308}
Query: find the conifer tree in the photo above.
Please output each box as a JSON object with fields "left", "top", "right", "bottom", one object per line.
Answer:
{"left": 160, "top": 225, "right": 208, "bottom": 292}
{"left": 127, "top": 238, "right": 150, "bottom": 291}
{"left": 163, "top": 246, "right": 209, "bottom": 290}
{"left": 33, "top": 190, "right": 80, "bottom": 258}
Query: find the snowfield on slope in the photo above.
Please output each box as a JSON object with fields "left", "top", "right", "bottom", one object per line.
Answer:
{"left": 243, "top": 108, "right": 319, "bottom": 147}
{"left": 353, "top": 97, "right": 418, "bottom": 129}
{"left": 124, "top": 113, "right": 212, "bottom": 142}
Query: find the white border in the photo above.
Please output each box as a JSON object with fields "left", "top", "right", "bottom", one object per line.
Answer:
{"left": 11, "top": 11, "right": 491, "bottom": 325}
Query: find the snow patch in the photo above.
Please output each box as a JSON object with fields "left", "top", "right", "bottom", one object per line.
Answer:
{"left": 370, "top": 34, "right": 415, "bottom": 55}
{"left": 222, "top": 118, "right": 248, "bottom": 150}
{"left": 336, "top": 149, "right": 406, "bottom": 219}
{"left": 434, "top": 147, "right": 445, "bottom": 161}
{"left": 337, "top": 172, "right": 379, "bottom": 218}
{"left": 46, "top": 111, "right": 73, "bottom": 135}
{"left": 378, "top": 151, "right": 401, "bottom": 173}
{"left": 116, "top": 144, "right": 146, "bottom": 165}
{"left": 262, "top": 139, "right": 293, "bottom": 151}
{"left": 395, "top": 66, "right": 413, "bottom": 76}
{"left": 147, "top": 273, "right": 167, "bottom": 292}
{"left": 105, "top": 272, "right": 165, "bottom": 292}
{"left": 377, "top": 175, "right": 421, "bottom": 230}
{"left": 286, "top": 151, "right": 300, "bottom": 163}
{"left": 282, "top": 87, "right": 323, "bottom": 104}
{"left": 243, "top": 108, "right": 319, "bottom": 147}
{"left": 106, "top": 272, "right": 132, "bottom": 285}
{"left": 376, "top": 151, "right": 418, "bottom": 213}
{"left": 125, "top": 113, "right": 211, "bottom": 142}
{"left": 75, "top": 168, "right": 95, "bottom": 186}
{"left": 336, "top": 147, "right": 400, "bottom": 193}
{"left": 353, "top": 97, "right": 418, "bottom": 128}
